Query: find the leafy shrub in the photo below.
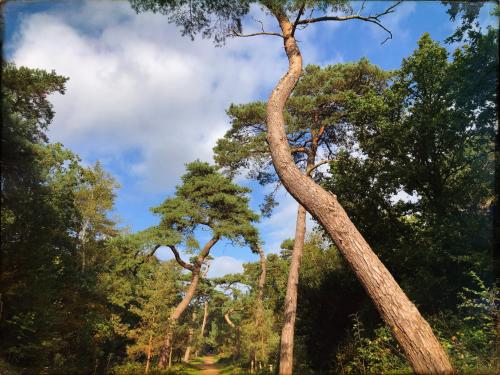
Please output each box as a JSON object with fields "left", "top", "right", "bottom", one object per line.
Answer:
{"left": 336, "top": 314, "right": 410, "bottom": 374}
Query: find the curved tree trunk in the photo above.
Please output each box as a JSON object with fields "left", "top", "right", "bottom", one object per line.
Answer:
{"left": 265, "top": 12, "right": 453, "bottom": 375}
{"left": 158, "top": 238, "right": 218, "bottom": 368}
{"left": 158, "top": 271, "right": 201, "bottom": 367}
{"left": 224, "top": 309, "right": 236, "bottom": 328}
{"left": 183, "top": 309, "right": 197, "bottom": 363}
{"left": 279, "top": 204, "right": 306, "bottom": 375}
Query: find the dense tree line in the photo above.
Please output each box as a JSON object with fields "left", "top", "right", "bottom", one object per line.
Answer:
{"left": 1, "top": 1, "right": 497, "bottom": 374}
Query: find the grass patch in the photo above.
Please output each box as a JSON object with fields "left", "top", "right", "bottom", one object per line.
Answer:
{"left": 215, "top": 357, "right": 248, "bottom": 375}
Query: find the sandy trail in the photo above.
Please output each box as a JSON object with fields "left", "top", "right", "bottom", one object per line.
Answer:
{"left": 199, "top": 356, "right": 220, "bottom": 375}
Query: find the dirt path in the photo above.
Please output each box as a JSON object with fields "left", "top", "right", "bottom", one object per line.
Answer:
{"left": 199, "top": 356, "right": 220, "bottom": 375}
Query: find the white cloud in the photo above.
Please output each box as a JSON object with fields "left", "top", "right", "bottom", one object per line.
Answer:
{"left": 207, "top": 256, "right": 244, "bottom": 278}
{"left": 8, "top": 1, "right": 336, "bottom": 259}
{"left": 10, "top": 1, "right": 288, "bottom": 192}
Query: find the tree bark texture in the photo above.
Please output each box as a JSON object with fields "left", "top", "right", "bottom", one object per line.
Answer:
{"left": 265, "top": 11, "right": 453, "bottom": 375}
{"left": 158, "top": 237, "right": 218, "bottom": 368}
{"left": 279, "top": 204, "right": 307, "bottom": 375}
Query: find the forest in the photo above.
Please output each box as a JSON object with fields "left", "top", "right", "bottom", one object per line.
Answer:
{"left": 0, "top": 1, "right": 498, "bottom": 374}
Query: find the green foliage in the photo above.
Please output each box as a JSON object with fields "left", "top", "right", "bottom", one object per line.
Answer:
{"left": 325, "top": 32, "right": 495, "bottom": 313}
{"left": 336, "top": 315, "right": 409, "bottom": 374}
{"left": 336, "top": 272, "right": 499, "bottom": 374}
{"left": 127, "top": 261, "right": 183, "bottom": 366}
{"left": 214, "top": 59, "right": 388, "bottom": 219}
{"left": 314, "top": 31, "right": 497, "bottom": 375}
{"left": 1, "top": 63, "right": 123, "bottom": 373}
{"left": 441, "top": 272, "right": 499, "bottom": 371}
{"left": 152, "top": 160, "right": 259, "bottom": 248}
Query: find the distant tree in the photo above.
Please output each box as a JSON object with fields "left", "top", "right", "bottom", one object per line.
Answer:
{"left": 75, "top": 161, "right": 119, "bottom": 272}
{"left": 1, "top": 63, "right": 121, "bottom": 372}
{"left": 148, "top": 161, "right": 259, "bottom": 368}
{"left": 126, "top": 260, "right": 182, "bottom": 373}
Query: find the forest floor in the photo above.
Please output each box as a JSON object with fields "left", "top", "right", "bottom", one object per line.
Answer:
{"left": 196, "top": 356, "right": 220, "bottom": 375}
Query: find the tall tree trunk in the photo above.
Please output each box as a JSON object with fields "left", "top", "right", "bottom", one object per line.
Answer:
{"left": 158, "top": 238, "right": 218, "bottom": 368}
{"left": 145, "top": 332, "right": 153, "bottom": 374}
{"left": 256, "top": 247, "right": 267, "bottom": 363}
{"left": 265, "top": 12, "right": 453, "bottom": 375}
{"left": 195, "top": 300, "right": 209, "bottom": 357}
{"left": 224, "top": 309, "right": 241, "bottom": 358}
{"left": 224, "top": 308, "right": 236, "bottom": 329}
{"left": 279, "top": 151, "right": 318, "bottom": 374}
{"left": 279, "top": 204, "right": 306, "bottom": 375}
{"left": 79, "top": 219, "right": 89, "bottom": 272}
{"left": 183, "top": 309, "right": 197, "bottom": 363}
{"left": 256, "top": 247, "right": 266, "bottom": 315}
{"left": 168, "top": 340, "right": 173, "bottom": 367}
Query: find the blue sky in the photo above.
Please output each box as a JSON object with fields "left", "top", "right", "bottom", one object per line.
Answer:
{"left": 4, "top": 1, "right": 497, "bottom": 277}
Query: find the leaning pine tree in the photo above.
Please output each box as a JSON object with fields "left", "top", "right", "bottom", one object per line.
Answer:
{"left": 129, "top": 1, "right": 453, "bottom": 374}
{"left": 149, "top": 161, "right": 259, "bottom": 368}
{"left": 214, "top": 60, "right": 389, "bottom": 371}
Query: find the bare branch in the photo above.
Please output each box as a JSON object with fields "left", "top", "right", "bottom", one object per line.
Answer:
{"left": 168, "top": 245, "right": 195, "bottom": 271}
{"left": 292, "top": 2, "right": 306, "bottom": 36}
{"left": 231, "top": 30, "right": 283, "bottom": 38}
{"left": 146, "top": 244, "right": 162, "bottom": 259}
{"left": 196, "top": 237, "right": 219, "bottom": 265}
{"left": 230, "top": 14, "right": 284, "bottom": 39}
{"left": 297, "top": 1, "right": 402, "bottom": 44}
{"left": 358, "top": 0, "right": 367, "bottom": 15}
{"left": 307, "top": 159, "right": 330, "bottom": 176}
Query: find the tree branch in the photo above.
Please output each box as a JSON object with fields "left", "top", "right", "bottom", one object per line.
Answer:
{"left": 292, "top": 2, "right": 306, "bottom": 36}
{"left": 297, "top": 1, "right": 402, "bottom": 44}
{"left": 307, "top": 159, "right": 330, "bottom": 176}
{"left": 290, "top": 146, "right": 311, "bottom": 156}
{"left": 146, "top": 244, "right": 162, "bottom": 259}
{"left": 231, "top": 30, "right": 283, "bottom": 38}
{"left": 224, "top": 308, "right": 236, "bottom": 328}
{"left": 196, "top": 237, "right": 219, "bottom": 266}
{"left": 168, "top": 245, "right": 195, "bottom": 271}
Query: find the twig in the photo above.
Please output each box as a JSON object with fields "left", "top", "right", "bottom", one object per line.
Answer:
{"left": 297, "top": 1, "right": 402, "bottom": 44}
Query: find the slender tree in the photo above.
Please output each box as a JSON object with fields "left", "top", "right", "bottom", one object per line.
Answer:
{"left": 129, "top": 1, "right": 453, "bottom": 373}
{"left": 149, "top": 161, "right": 259, "bottom": 367}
